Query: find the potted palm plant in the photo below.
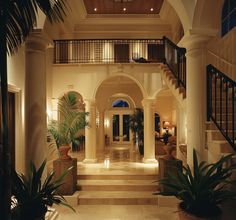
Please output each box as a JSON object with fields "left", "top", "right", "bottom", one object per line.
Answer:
{"left": 48, "top": 92, "right": 87, "bottom": 160}
{"left": 154, "top": 149, "right": 236, "bottom": 220}
{"left": 129, "top": 108, "right": 144, "bottom": 155}
{"left": 11, "top": 160, "right": 74, "bottom": 220}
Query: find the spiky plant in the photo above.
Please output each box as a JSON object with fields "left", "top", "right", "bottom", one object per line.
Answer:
{"left": 11, "top": 160, "right": 74, "bottom": 220}
{"left": 154, "top": 150, "right": 236, "bottom": 218}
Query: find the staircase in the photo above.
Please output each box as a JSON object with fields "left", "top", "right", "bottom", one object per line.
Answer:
{"left": 160, "top": 63, "right": 186, "bottom": 107}
{"left": 206, "top": 64, "right": 236, "bottom": 160}
{"left": 77, "top": 173, "right": 159, "bottom": 205}
{"left": 159, "top": 37, "right": 186, "bottom": 107}
{"left": 159, "top": 39, "right": 235, "bottom": 161}
{"left": 206, "top": 122, "right": 234, "bottom": 162}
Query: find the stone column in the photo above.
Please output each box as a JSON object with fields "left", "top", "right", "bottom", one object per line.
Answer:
{"left": 176, "top": 104, "right": 187, "bottom": 160}
{"left": 83, "top": 100, "right": 97, "bottom": 163}
{"left": 25, "top": 30, "right": 48, "bottom": 170}
{"left": 183, "top": 34, "right": 210, "bottom": 165}
{"left": 98, "top": 110, "right": 105, "bottom": 150}
{"left": 142, "top": 99, "right": 157, "bottom": 163}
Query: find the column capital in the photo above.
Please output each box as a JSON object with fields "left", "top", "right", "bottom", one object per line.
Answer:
{"left": 26, "top": 29, "right": 49, "bottom": 52}
{"left": 141, "top": 98, "right": 156, "bottom": 108}
{"left": 180, "top": 33, "right": 212, "bottom": 52}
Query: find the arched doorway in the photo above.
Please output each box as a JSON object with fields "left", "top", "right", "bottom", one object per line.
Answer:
{"left": 108, "top": 97, "right": 134, "bottom": 146}
{"left": 95, "top": 75, "right": 143, "bottom": 158}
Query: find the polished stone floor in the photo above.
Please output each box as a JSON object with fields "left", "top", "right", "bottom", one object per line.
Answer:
{"left": 55, "top": 205, "right": 178, "bottom": 220}
{"left": 54, "top": 145, "right": 179, "bottom": 220}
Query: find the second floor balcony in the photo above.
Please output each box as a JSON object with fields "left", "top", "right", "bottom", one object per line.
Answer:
{"left": 54, "top": 39, "right": 165, "bottom": 64}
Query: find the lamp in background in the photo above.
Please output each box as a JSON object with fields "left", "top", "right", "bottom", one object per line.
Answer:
{"left": 163, "top": 121, "right": 171, "bottom": 131}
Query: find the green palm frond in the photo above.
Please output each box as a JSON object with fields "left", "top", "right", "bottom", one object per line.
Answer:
{"left": 155, "top": 149, "right": 236, "bottom": 218}
{"left": 4, "top": 0, "right": 68, "bottom": 54}
{"left": 11, "top": 160, "right": 75, "bottom": 219}
{"left": 48, "top": 92, "right": 87, "bottom": 147}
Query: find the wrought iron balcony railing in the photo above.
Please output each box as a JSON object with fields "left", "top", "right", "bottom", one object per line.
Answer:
{"left": 163, "top": 37, "right": 186, "bottom": 89}
{"left": 54, "top": 39, "right": 165, "bottom": 64}
{"left": 54, "top": 37, "right": 186, "bottom": 92}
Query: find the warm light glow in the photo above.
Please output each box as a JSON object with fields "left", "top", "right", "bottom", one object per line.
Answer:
{"left": 150, "top": 8, "right": 154, "bottom": 11}
{"left": 104, "top": 119, "right": 110, "bottom": 128}
{"left": 46, "top": 109, "right": 52, "bottom": 123}
{"left": 104, "top": 157, "right": 110, "bottom": 168}
{"left": 102, "top": 42, "right": 113, "bottom": 62}
{"left": 163, "top": 121, "right": 171, "bottom": 129}
{"left": 94, "top": 8, "right": 97, "bottom": 11}
{"left": 123, "top": 7, "right": 126, "bottom": 11}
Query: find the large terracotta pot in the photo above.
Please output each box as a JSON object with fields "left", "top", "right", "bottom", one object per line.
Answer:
{"left": 178, "top": 206, "right": 221, "bottom": 220}
{"left": 163, "top": 143, "right": 176, "bottom": 159}
{"left": 58, "top": 145, "right": 72, "bottom": 160}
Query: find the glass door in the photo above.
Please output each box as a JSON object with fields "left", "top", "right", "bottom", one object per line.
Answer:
{"left": 112, "top": 114, "right": 120, "bottom": 142}
{"left": 122, "top": 114, "right": 130, "bottom": 142}
{"left": 112, "top": 114, "right": 130, "bottom": 144}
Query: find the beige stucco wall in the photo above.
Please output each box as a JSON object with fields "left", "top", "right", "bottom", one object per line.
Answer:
{"left": 207, "top": 28, "right": 236, "bottom": 81}
{"left": 51, "top": 64, "right": 163, "bottom": 104}
{"left": 7, "top": 46, "right": 26, "bottom": 173}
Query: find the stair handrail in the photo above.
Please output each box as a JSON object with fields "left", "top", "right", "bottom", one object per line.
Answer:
{"left": 207, "top": 64, "right": 236, "bottom": 151}
{"left": 163, "top": 36, "right": 186, "bottom": 89}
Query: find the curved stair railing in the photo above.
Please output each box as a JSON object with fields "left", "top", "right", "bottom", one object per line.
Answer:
{"left": 163, "top": 37, "right": 186, "bottom": 89}
{"left": 207, "top": 64, "right": 236, "bottom": 151}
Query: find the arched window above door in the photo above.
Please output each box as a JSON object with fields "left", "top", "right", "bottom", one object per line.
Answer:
{"left": 222, "top": 0, "right": 236, "bottom": 37}
{"left": 112, "top": 99, "right": 129, "bottom": 108}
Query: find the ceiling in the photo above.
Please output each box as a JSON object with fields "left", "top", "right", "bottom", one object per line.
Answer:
{"left": 83, "top": 0, "right": 164, "bottom": 14}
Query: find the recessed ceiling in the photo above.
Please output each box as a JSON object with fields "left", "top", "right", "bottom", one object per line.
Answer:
{"left": 83, "top": 0, "right": 164, "bottom": 14}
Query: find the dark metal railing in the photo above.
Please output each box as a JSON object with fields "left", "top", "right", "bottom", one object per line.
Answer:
{"left": 163, "top": 36, "right": 186, "bottom": 89}
{"left": 54, "top": 39, "right": 164, "bottom": 64}
{"left": 207, "top": 64, "right": 236, "bottom": 151}
{"left": 54, "top": 37, "right": 186, "bottom": 91}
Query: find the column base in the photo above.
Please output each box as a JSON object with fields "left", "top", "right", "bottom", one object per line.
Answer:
{"left": 83, "top": 158, "right": 98, "bottom": 163}
{"left": 142, "top": 158, "right": 158, "bottom": 163}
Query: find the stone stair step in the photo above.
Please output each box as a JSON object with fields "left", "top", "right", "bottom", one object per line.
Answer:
{"left": 77, "top": 179, "right": 159, "bottom": 191}
{"left": 207, "top": 141, "right": 234, "bottom": 163}
{"left": 206, "top": 129, "right": 236, "bottom": 141}
{"left": 77, "top": 191, "right": 158, "bottom": 205}
{"left": 208, "top": 140, "right": 234, "bottom": 154}
{"left": 162, "top": 70, "right": 186, "bottom": 101}
{"left": 206, "top": 122, "right": 235, "bottom": 130}
{"left": 77, "top": 174, "right": 158, "bottom": 180}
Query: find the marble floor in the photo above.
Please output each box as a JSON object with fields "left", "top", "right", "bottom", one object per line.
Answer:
{"left": 55, "top": 205, "right": 179, "bottom": 220}
{"left": 70, "top": 145, "right": 159, "bottom": 175}
{"left": 54, "top": 146, "right": 180, "bottom": 220}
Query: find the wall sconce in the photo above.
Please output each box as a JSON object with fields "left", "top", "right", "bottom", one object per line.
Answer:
{"left": 104, "top": 119, "right": 110, "bottom": 128}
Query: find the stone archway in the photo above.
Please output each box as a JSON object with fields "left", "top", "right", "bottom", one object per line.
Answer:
{"left": 94, "top": 75, "right": 144, "bottom": 159}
